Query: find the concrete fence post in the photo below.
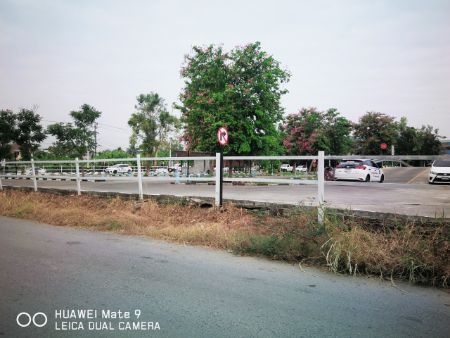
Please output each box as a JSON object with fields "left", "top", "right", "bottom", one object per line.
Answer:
{"left": 215, "top": 152, "right": 221, "bottom": 207}
{"left": 75, "top": 158, "right": 81, "bottom": 196}
{"left": 317, "top": 151, "right": 325, "bottom": 224}
{"left": 137, "top": 154, "right": 143, "bottom": 201}
{"left": 31, "top": 158, "right": 38, "bottom": 192}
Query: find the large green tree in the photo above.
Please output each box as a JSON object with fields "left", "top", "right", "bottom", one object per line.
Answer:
{"left": 353, "top": 112, "right": 398, "bottom": 155}
{"left": 15, "top": 109, "right": 46, "bottom": 160}
{"left": 176, "top": 42, "right": 290, "bottom": 155}
{"left": 128, "top": 93, "right": 179, "bottom": 156}
{"left": 282, "top": 107, "right": 352, "bottom": 155}
{"left": 47, "top": 104, "right": 101, "bottom": 158}
{"left": 0, "top": 109, "right": 17, "bottom": 160}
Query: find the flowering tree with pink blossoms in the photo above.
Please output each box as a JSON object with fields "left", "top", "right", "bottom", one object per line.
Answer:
{"left": 282, "top": 108, "right": 352, "bottom": 155}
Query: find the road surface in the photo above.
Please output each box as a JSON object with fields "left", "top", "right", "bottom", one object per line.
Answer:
{"left": 2, "top": 177, "right": 450, "bottom": 218}
{"left": 1, "top": 216, "right": 449, "bottom": 337}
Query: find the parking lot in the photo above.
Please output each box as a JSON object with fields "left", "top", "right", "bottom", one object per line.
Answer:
{"left": 2, "top": 172, "right": 449, "bottom": 218}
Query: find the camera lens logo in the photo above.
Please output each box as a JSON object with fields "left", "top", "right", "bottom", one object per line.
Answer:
{"left": 16, "top": 312, "right": 47, "bottom": 328}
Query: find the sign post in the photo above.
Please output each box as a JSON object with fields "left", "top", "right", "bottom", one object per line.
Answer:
{"left": 216, "top": 127, "right": 228, "bottom": 207}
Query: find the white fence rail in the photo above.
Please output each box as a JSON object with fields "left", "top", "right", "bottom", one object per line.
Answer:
{"left": 2, "top": 153, "right": 448, "bottom": 223}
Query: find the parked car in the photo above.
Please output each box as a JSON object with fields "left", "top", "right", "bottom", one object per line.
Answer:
{"left": 105, "top": 164, "right": 133, "bottom": 175}
{"left": 280, "top": 164, "right": 293, "bottom": 172}
{"left": 213, "top": 167, "right": 229, "bottom": 173}
{"left": 25, "top": 167, "right": 46, "bottom": 176}
{"left": 334, "top": 159, "right": 384, "bottom": 182}
{"left": 295, "top": 165, "right": 307, "bottom": 173}
{"left": 168, "top": 163, "right": 182, "bottom": 172}
{"left": 155, "top": 167, "right": 169, "bottom": 175}
{"left": 428, "top": 160, "right": 450, "bottom": 184}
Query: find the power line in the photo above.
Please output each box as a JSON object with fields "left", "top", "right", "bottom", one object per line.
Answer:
{"left": 41, "top": 119, "right": 129, "bottom": 132}
{"left": 97, "top": 122, "right": 129, "bottom": 132}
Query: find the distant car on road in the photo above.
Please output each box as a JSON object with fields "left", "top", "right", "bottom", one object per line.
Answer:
{"left": 428, "top": 160, "right": 450, "bottom": 184}
{"left": 335, "top": 159, "right": 384, "bottom": 183}
{"left": 105, "top": 164, "right": 132, "bottom": 175}
{"left": 25, "top": 167, "right": 46, "bottom": 176}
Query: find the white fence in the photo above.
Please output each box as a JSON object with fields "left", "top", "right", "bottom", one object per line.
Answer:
{"left": 2, "top": 153, "right": 449, "bottom": 224}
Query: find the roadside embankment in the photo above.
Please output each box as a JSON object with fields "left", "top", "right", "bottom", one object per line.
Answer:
{"left": 1, "top": 189, "right": 449, "bottom": 287}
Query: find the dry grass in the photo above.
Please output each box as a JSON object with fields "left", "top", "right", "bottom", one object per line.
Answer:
{"left": 322, "top": 223, "right": 450, "bottom": 287}
{"left": 1, "top": 190, "right": 449, "bottom": 287}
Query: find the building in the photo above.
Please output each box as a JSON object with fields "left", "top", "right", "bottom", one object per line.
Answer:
{"left": 439, "top": 138, "right": 450, "bottom": 155}
{"left": 10, "top": 143, "right": 21, "bottom": 160}
{"left": 174, "top": 151, "right": 214, "bottom": 175}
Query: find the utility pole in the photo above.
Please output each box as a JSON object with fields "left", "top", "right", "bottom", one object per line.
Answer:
{"left": 94, "top": 122, "right": 98, "bottom": 157}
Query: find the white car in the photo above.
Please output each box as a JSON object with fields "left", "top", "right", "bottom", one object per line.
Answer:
{"left": 105, "top": 164, "right": 133, "bottom": 175}
{"left": 429, "top": 160, "right": 450, "bottom": 184}
{"left": 213, "top": 167, "right": 229, "bottom": 173}
{"left": 334, "top": 159, "right": 384, "bottom": 183}
{"left": 155, "top": 167, "right": 169, "bottom": 175}
{"left": 25, "top": 167, "right": 46, "bottom": 176}
{"left": 280, "top": 164, "right": 293, "bottom": 172}
{"left": 295, "top": 165, "right": 307, "bottom": 173}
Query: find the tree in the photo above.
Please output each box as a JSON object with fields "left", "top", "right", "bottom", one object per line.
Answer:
{"left": 94, "top": 148, "right": 130, "bottom": 159}
{"left": 128, "top": 93, "right": 179, "bottom": 156}
{"left": 323, "top": 108, "right": 353, "bottom": 155}
{"left": 282, "top": 107, "right": 352, "bottom": 155}
{"left": 416, "top": 125, "right": 441, "bottom": 155}
{"left": 15, "top": 109, "right": 46, "bottom": 160}
{"left": 282, "top": 108, "right": 322, "bottom": 155}
{"left": 0, "top": 109, "right": 17, "bottom": 160}
{"left": 396, "top": 117, "right": 421, "bottom": 155}
{"left": 47, "top": 104, "right": 101, "bottom": 158}
{"left": 176, "top": 42, "right": 290, "bottom": 155}
{"left": 353, "top": 112, "right": 398, "bottom": 155}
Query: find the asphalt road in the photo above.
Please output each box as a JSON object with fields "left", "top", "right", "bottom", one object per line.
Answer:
{"left": 382, "top": 167, "right": 429, "bottom": 184}
{"left": 1, "top": 216, "right": 449, "bottom": 338}
{"left": 2, "top": 177, "right": 450, "bottom": 218}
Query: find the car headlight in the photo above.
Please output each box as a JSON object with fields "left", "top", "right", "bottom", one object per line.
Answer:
{"left": 430, "top": 170, "right": 437, "bottom": 175}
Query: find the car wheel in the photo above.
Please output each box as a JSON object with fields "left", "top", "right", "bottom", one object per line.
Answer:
{"left": 128, "top": 169, "right": 132, "bottom": 174}
{"left": 379, "top": 175, "right": 384, "bottom": 183}
{"left": 113, "top": 170, "right": 117, "bottom": 174}
{"left": 365, "top": 174, "right": 370, "bottom": 182}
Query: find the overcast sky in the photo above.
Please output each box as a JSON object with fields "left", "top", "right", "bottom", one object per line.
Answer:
{"left": 1, "top": 0, "right": 449, "bottom": 150}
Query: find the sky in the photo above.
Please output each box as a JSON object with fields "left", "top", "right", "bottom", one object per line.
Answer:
{"left": 1, "top": 0, "right": 449, "bottom": 151}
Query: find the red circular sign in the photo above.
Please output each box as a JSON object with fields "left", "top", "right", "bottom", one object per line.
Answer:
{"left": 380, "top": 143, "right": 388, "bottom": 150}
{"left": 217, "top": 127, "right": 228, "bottom": 146}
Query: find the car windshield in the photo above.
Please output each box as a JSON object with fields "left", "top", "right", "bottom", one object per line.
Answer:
{"left": 337, "top": 160, "right": 363, "bottom": 168}
{"left": 433, "top": 160, "right": 450, "bottom": 167}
